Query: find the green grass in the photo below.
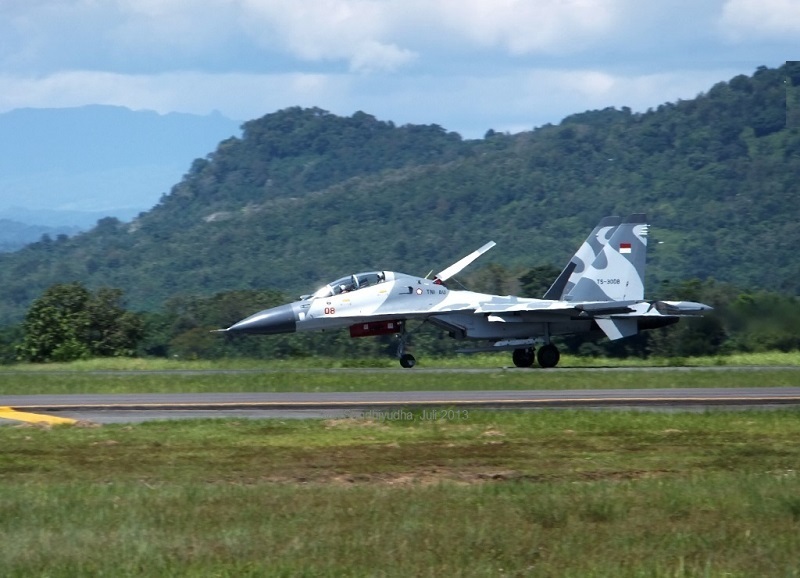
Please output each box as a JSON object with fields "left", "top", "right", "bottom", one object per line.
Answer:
{"left": 0, "top": 352, "right": 799, "bottom": 395}
{"left": 2, "top": 410, "right": 800, "bottom": 576}
{"left": 0, "top": 366, "right": 799, "bottom": 395}
{"left": 4, "top": 350, "right": 800, "bottom": 372}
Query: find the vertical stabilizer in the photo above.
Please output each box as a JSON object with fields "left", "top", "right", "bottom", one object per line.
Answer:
{"left": 543, "top": 216, "right": 621, "bottom": 299}
{"left": 565, "top": 213, "right": 648, "bottom": 302}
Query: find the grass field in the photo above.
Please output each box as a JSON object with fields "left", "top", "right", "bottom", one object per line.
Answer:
{"left": 2, "top": 410, "right": 800, "bottom": 576}
{"left": 2, "top": 353, "right": 799, "bottom": 575}
{"left": 5, "top": 350, "right": 800, "bottom": 372}
{"left": 0, "top": 352, "right": 799, "bottom": 396}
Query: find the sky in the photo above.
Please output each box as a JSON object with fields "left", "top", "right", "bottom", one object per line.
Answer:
{"left": 0, "top": 0, "right": 796, "bottom": 139}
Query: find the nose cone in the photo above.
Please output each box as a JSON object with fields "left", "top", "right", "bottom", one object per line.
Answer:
{"left": 227, "top": 303, "right": 297, "bottom": 335}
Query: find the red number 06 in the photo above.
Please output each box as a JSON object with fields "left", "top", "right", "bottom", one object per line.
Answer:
{"left": 324, "top": 307, "right": 335, "bottom": 315}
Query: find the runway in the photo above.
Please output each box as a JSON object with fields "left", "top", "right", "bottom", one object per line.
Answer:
{"left": 2, "top": 387, "right": 800, "bottom": 424}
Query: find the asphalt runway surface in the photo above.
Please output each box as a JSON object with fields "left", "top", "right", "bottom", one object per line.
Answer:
{"left": 3, "top": 381, "right": 800, "bottom": 424}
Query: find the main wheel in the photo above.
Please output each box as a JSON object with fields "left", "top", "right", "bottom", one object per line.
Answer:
{"left": 537, "top": 344, "right": 560, "bottom": 368}
{"left": 399, "top": 353, "right": 417, "bottom": 368}
{"left": 512, "top": 348, "right": 535, "bottom": 368}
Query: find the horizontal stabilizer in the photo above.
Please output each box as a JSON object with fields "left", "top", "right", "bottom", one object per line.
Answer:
{"left": 652, "top": 300, "right": 713, "bottom": 316}
{"left": 595, "top": 318, "right": 639, "bottom": 340}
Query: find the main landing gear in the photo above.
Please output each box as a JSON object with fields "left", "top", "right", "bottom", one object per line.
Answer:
{"left": 512, "top": 344, "right": 561, "bottom": 368}
{"left": 512, "top": 347, "right": 535, "bottom": 367}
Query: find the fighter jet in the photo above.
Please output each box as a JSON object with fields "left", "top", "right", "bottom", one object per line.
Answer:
{"left": 220, "top": 214, "right": 711, "bottom": 368}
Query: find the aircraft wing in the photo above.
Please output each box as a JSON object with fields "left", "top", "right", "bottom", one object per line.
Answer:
{"left": 468, "top": 299, "right": 711, "bottom": 341}
{"left": 473, "top": 299, "right": 711, "bottom": 318}
{"left": 473, "top": 300, "right": 642, "bottom": 315}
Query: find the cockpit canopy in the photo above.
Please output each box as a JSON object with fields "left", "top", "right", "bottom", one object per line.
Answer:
{"left": 310, "top": 271, "right": 387, "bottom": 299}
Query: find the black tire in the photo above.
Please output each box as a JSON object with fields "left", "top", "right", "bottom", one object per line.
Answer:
{"left": 537, "top": 344, "right": 560, "bottom": 368}
{"left": 399, "top": 354, "right": 417, "bottom": 368}
{"left": 512, "top": 348, "right": 535, "bottom": 368}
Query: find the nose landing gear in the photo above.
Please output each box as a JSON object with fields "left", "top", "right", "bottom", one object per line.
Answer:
{"left": 399, "top": 353, "right": 416, "bottom": 368}
{"left": 397, "top": 322, "right": 418, "bottom": 368}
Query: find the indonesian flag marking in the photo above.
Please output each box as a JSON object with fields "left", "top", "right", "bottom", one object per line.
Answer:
{"left": 619, "top": 242, "right": 632, "bottom": 254}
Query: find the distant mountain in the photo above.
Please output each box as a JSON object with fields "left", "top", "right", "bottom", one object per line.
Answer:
{"left": 0, "top": 208, "right": 143, "bottom": 252}
{"left": 0, "top": 64, "right": 797, "bottom": 325}
{"left": 0, "top": 219, "right": 81, "bottom": 253}
{"left": 0, "top": 105, "right": 241, "bottom": 223}
{"left": 0, "top": 206, "right": 141, "bottom": 229}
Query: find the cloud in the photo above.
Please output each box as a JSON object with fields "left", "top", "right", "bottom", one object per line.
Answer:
{"left": 429, "top": 0, "right": 622, "bottom": 55}
{"left": 720, "top": 0, "right": 800, "bottom": 40}
{"left": 0, "top": 0, "right": 792, "bottom": 140}
{"left": 0, "top": 0, "right": 679, "bottom": 76}
{"left": 109, "top": 0, "right": 241, "bottom": 58}
{"left": 239, "top": 0, "right": 417, "bottom": 72}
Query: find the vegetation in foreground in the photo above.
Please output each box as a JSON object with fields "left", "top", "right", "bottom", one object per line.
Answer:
{"left": 0, "top": 356, "right": 799, "bottom": 396}
{"left": 5, "top": 349, "right": 800, "bottom": 372}
{"left": 4, "top": 276, "right": 799, "bottom": 366}
{"left": 1, "top": 410, "right": 799, "bottom": 576}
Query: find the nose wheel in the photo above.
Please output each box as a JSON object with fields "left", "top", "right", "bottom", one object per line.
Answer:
{"left": 396, "top": 322, "right": 419, "bottom": 368}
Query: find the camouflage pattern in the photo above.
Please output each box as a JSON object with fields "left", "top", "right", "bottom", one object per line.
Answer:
{"left": 566, "top": 213, "right": 648, "bottom": 302}
{"left": 544, "top": 216, "right": 621, "bottom": 299}
{"left": 223, "top": 213, "right": 711, "bottom": 367}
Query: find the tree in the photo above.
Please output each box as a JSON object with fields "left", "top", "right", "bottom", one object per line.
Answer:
{"left": 85, "top": 287, "right": 144, "bottom": 357}
{"left": 0, "top": 325, "right": 23, "bottom": 365}
{"left": 518, "top": 265, "right": 563, "bottom": 298}
{"left": 18, "top": 283, "right": 91, "bottom": 362}
{"left": 18, "top": 283, "right": 143, "bottom": 362}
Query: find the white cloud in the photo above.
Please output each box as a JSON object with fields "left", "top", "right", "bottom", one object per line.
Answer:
{"left": 108, "top": 0, "right": 240, "bottom": 57}
{"left": 430, "top": 0, "right": 623, "bottom": 55}
{"left": 0, "top": 0, "right": 793, "bottom": 140}
{"left": 239, "top": 0, "right": 416, "bottom": 72}
{"left": 348, "top": 40, "right": 416, "bottom": 73}
{"left": 0, "top": 0, "right": 637, "bottom": 75}
{"left": 720, "top": 0, "right": 800, "bottom": 40}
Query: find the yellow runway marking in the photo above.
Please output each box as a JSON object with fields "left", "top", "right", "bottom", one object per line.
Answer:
{"left": 0, "top": 406, "right": 77, "bottom": 425}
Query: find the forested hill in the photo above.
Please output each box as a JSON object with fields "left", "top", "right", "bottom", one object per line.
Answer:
{"left": 0, "top": 63, "right": 797, "bottom": 324}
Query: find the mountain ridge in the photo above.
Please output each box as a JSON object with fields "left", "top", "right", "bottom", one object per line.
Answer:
{"left": 0, "top": 63, "right": 796, "bottom": 325}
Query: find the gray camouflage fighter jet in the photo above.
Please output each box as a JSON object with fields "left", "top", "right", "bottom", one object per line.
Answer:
{"left": 220, "top": 214, "right": 711, "bottom": 368}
